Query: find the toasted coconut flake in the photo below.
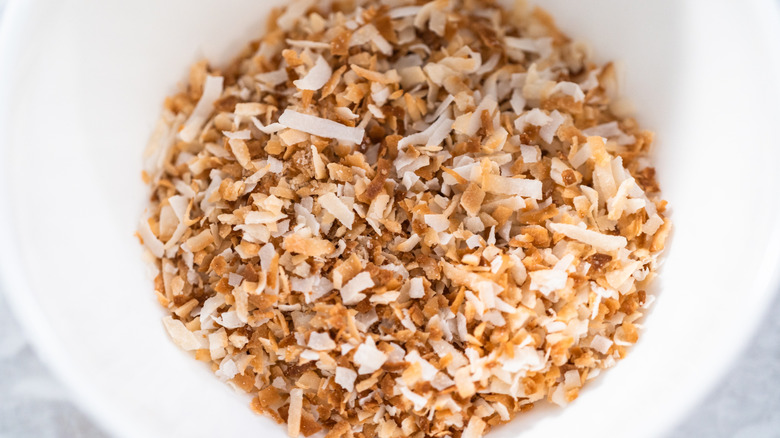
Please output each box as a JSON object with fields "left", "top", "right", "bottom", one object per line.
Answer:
{"left": 234, "top": 102, "right": 263, "bottom": 117}
{"left": 284, "top": 234, "right": 335, "bottom": 258}
{"left": 340, "top": 272, "right": 374, "bottom": 305}
{"left": 463, "top": 417, "right": 486, "bottom": 438}
{"left": 510, "top": 88, "right": 527, "bottom": 114}
{"left": 500, "top": 345, "right": 545, "bottom": 374}
{"left": 216, "top": 357, "right": 238, "bottom": 381}
{"left": 250, "top": 117, "right": 284, "bottom": 135}
{"left": 294, "top": 55, "right": 333, "bottom": 91}
{"left": 311, "top": 145, "right": 327, "bottom": 180}
{"left": 643, "top": 214, "right": 664, "bottom": 235}
{"left": 408, "top": 277, "right": 425, "bottom": 299}
{"left": 399, "top": 66, "right": 427, "bottom": 88}
{"left": 551, "top": 81, "right": 585, "bottom": 102}
{"left": 184, "top": 229, "right": 214, "bottom": 252}
{"left": 569, "top": 141, "right": 592, "bottom": 169}
{"left": 483, "top": 175, "right": 543, "bottom": 199}
{"left": 406, "top": 350, "right": 438, "bottom": 381}
{"left": 335, "top": 366, "right": 357, "bottom": 392}
{"left": 308, "top": 332, "right": 337, "bottom": 351}
{"left": 606, "top": 260, "right": 642, "bottom": 289}
{"left": 539, "top": 110, "right": 564, "bottom": 144}
{"left": 319, "top": 192, "right": 355, "bottom": 229}
{"left": 395, "top": 234, "right": 421, "bottom": 252}
{"left": 285, "top": 39, "right": 331, "bottom": 49}
{"left": 460, "top": 183, "right": 486, "bottom": 217}
{"left": 228, "top": 138, "right": 253, "bottom": 170}
{"left": 255, "top": 68, "right": 289, "bottom": 86}
{"left": 424, "top": 214, "right": 450, "bottom": 232}
{"left": 371, "top": 290, "right": 401, "bottom": 304}
{"left": 397, "top": 114, "right": 454, "bottom": 149}
{"left": 162, "top": 316, "right": 203, "bottom": 350}
{"left": 222, "top": 129, "right": 251, "bottom": 140}
{"left": 179, "top": 75, "right": 223, "bottom": 143}
{"left": 461, "top": 96, "right": 498, "bottom": 137}
{"left": 455, "top": 367, "right": 476, "bottom": 398}
{"left": 520, "top": 145, "right": 540, "bottom": 164}
{"left": 516, "top": 109, "right": 552, "bottom": 132}
{"left": 505, "top": 36, "right": 542, "bottom": 53}
{"left": 354, "top": 337, "right": 387, "bottom": 374}
{"left": 138, "top": 215, "right": 165, "bottom": 258}
{"left": 583, "top": 121, "right": 635, "bottom": 146}
{"left": 277, "top": 0, "right": 315, "bottom": 31}
{"left": 208, "top": 329, "right": 228, "bottom": 360}
{"left": 278, "top": 128, "right": 310, "bottom": 146}
{"left": 607, "top": 177, "right": 635, "bottom": 220}
{"left": 529, "top": 269, "right": 567, "bottom": 296}
{"left": 288, "top": 388, "right": 303, "bottom": 437}
{"left": 214, "top": 311, "right": 245, "bottom": 329}
{"left": 548, "top": 222, "right": 627, "bottom": 252}
{"left": 590, "top": 334, "right": 613, "bottom": 354}
{"left": 278, "top": 109, "right": 364, "bottom": 144}
{"left": 350, "top": 24, "right": 392, "bottom": 56}
{"left": 351, "top": 64, "right": 401, "bottom": 85}
{"left": 400, "top": 386, "right": 429, "bottom": 411}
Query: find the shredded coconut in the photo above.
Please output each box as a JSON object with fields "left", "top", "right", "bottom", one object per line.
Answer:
{"left": 140, "top": 1, "right": 669, "bottom": 436}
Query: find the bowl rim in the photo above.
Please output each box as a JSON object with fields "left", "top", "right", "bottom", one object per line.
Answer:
{"left": 1, "top": 1, "right": 779, "bottom": 437}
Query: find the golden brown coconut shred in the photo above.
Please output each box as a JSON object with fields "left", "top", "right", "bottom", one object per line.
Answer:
{"left": 138, "top": 0, "right": 670, "bottom": 436}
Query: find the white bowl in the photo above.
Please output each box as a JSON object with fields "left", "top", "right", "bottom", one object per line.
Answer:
{"left": 1, "top": 1, "right": 779, "bottom": 437}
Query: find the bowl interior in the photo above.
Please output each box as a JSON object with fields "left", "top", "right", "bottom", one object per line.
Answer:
{"left": 1, "top": 1, "right": 779, "bottom": 437}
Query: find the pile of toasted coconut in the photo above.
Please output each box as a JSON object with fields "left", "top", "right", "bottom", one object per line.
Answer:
{"left": 138, "top": 0, "right": 670, "bottom": 436}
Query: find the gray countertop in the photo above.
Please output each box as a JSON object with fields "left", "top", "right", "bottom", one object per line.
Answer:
{"left": 1, "top": 1, "right": 779, "bottom": 437}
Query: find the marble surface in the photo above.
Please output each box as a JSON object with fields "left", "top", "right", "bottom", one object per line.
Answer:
{"left": 1, "top": 1, "right": 780, "bottom": 437}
